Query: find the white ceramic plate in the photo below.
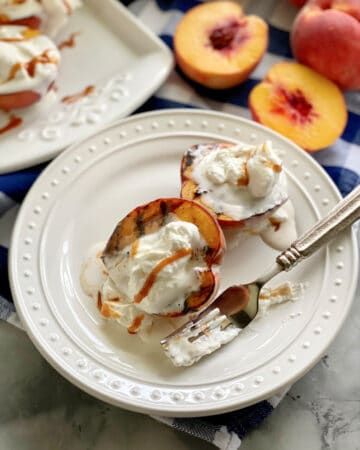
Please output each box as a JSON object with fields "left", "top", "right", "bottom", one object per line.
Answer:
{"left": 0, "top": 0, "right": 173, "bottom": 174}
{"left": 10, "top": 110, "right": 358, "bottom": 417}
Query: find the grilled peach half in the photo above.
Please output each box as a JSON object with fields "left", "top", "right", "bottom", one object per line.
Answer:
{"left": 102, "top": 198, "right": 225, "bottom": 317}
{"left": 181, "top": 143, "right": 288, "bottom": 229}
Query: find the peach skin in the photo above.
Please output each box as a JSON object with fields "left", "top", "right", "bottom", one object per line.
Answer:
{"left": 249, "top": 62, "right": 348, "bottom": 151}
{"left": 174, "top": 1, "right": 268, "bottom": 89}
{"left": 291, "top": 0, "right": 360, "bottom": 90}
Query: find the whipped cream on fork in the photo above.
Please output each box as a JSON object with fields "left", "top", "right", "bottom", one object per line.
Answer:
{"left": 162, "top": 281, "right": 306, "bottom": 367}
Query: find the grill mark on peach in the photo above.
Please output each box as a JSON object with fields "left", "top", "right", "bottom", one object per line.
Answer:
{"left": 134, "top": 248, "right": 193, "bottom": 304}
{"left": 97, "top": 291, "right": 102, "bottom": 310}
{"left": 135, "top": 211, "right": 145, "bottom": 237}
{"left": 128, "top": 315, "right": 144, "bottom": 334}
{"left": 159, "top": 200, "right": 168, "bottom": 226}
{"left": 185, "top": 150, "right": 196, "bottom": 168}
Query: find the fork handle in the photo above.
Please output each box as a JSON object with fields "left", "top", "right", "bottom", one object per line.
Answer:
{"left": 277, "top": 184, "right": 360, "bottom": 271}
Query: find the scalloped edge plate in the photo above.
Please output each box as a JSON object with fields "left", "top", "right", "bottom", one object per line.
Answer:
{"left": 9, "top": 110, "right": 359, "bottom": 417}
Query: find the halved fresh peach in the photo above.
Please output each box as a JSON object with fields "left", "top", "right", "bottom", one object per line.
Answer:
{"left": 174, "top": 1, "right": 268, "bottom": 89}
{"left": 249, "top": 62, "right": 348, "bottom": 151}
{"left": 102, "top": 198, "right": 225, "bottom": 316}
{"left": 181, "top": 143, "right": 288, "bottom": 228}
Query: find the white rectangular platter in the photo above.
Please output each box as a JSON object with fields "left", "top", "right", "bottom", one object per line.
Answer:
{"left": 0, "top": 0, "right": 173, "bottom": 173}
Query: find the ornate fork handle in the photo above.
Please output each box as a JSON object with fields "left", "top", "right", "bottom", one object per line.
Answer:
{"left": 277, "top": 185, "right": 360, "bottom": 271}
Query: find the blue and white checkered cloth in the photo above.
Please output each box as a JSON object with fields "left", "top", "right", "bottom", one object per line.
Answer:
{"left": 1, "top": 1, "right": 359, "bottom": 449}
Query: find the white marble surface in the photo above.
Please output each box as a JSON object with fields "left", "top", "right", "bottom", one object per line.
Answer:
{"left": 0, "top": 266, "right": 359, "bottom": 450}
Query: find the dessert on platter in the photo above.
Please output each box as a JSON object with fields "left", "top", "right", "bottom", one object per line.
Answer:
{"left": 81, "top": 198, "right": 225, "bottom": 337}
{"left": 0, "top": 25, "right": 60, "bottom": 110}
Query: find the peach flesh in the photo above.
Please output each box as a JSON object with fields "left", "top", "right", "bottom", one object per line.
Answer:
{"left": 249, "top": 62, "right": 347, "bottom": 151}
{"left": 271, "top": 86, "right": 319, "bottom": 125}
{"left": 174, "top": 1, "right": 268, "bottom": 89}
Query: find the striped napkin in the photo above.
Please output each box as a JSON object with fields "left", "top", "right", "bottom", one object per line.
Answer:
{"left": 0, "top": 1, "right": 359, "bottom": 449}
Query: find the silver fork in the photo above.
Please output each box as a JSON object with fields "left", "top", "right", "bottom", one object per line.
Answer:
{"left": 161, "top": 184, "right": 360, "bottom": 367}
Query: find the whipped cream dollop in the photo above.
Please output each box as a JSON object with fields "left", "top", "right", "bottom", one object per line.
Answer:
{"left": 0, "top": 0, "right": 43, "bottom": 21}
{"left": 0, "top": 26, "right": 60, "bottom": 96}
{"left": 0, "top": 0, "right": 82, "bottom": 37}
{"left": 81, "top": 220, "right": 210, "bottom": 335}
{"left": 192, "top": 141, "right": 288, "bottom": 221}
{"left": 41, "top": 0, "right": 82, "bottom": 37}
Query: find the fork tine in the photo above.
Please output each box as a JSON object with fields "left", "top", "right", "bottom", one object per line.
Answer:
{"left": 161, "top": 308, "right": 241, "bottom": 367}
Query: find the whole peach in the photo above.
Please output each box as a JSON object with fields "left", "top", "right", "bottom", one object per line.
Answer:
{"left": 291, "top": 0, "right": 360, "bottom": 90}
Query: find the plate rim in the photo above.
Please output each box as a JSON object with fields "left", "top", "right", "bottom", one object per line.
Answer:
{"left": 9, "top": 109, "right": 359, "bottom": 417}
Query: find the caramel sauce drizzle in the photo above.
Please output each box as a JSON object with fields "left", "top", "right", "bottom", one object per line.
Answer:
{"left": 58, "top": 31, "right": 80, "bottom": 50}
{"left": 265, "top": 161, "right": 282, "bottom": 173}
{"left": 0, "top": 113, "right": 22, "bottom": 135}
{"left": 128, "top": 314, "right": 144, "bottom": 334}
{"left": 134, "top": 248, "right": 193, "bottom": 304}
{"left": 237, "top": 161, "right": 249, "bottom": 186}
{"left": 269, "top": 217, "right": 281, "bottom": 231}
{"left": 130, "top": 240, "right": 139, "bottom": 257}
{"left": 61, "top": 85, "right": 95, "bottom": 104}
{"left": 2, "top": 49, "right": 58, "bottom": 84}
{"left": 97, "top": 291, "right": 120, "bottom": 318}
{"left": 0, "top": 28, "right": 40, "bottom": 42}
{"left": 259, "top": 284, "right": 292, "bottom": 300}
